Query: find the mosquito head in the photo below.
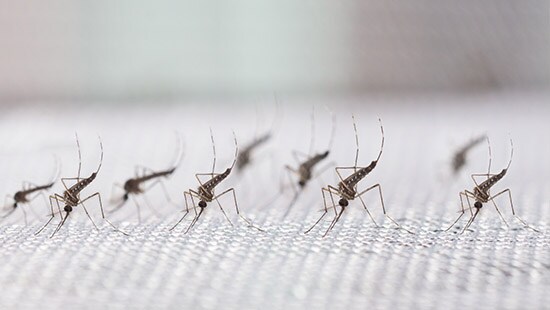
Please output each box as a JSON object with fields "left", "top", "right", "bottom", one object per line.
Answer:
{"left": 506, "top": 138, "right": 514, "bottom": 170}
{"left": 13, "top": 202, "right": 18, "bottom": 209}
{"left": 123, "top": 193, "right": 129, "bottom": 201}
{"left": 96, "top": 135, "right": 104, "bottom": 173}
{"left": 474, "top": 201, "right": 483, "bottom": 209}
{"left": 338, "top": 198, "right": 349, "bottom": 207}
{"left": 198, "top": 200, "right": 207, "bottom": 209}
{"left": 298, "top": 180, "right": 306, "bottom": 187}
{"left": 64, "top": 205, "right": 73, "bottom": 213}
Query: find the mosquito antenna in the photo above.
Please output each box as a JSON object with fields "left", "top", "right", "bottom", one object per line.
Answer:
{"left": 210, "top": 127, "right": 216, "bottom": 174}
{"left": 506, "top": 138, "right": 514, "bottom": 170}
{"left": 325, "top": 107, "right": 336, "bottom": 150}
{"left": 96, "top": 136, "right": 104, "bottom": 173}
{"left": 253, "top": 103, "right": 261, "bottom": 140}
{"left": 375, "top": 118, "right": 385, "bottom": 162}
{"left": 50, "top": 154, "right": 61, "bottom": 183}
{"left": 75, "top": 133, "right": 82, "bottom": 179}
{"left": 269, "top": 92, "right": 284, "bottom": 137}
{"left": 352, "top": 115, "right": 359, "bottom": 173}
{"left": 231, "top": 131, "right": 239, "bottom": 170}
{"left": 308, "top": 106, "right": 316, "bottom": 156}
{"left": 486, "top": 136, "right": 492, "bottom": 179}
{"left": 171, "top": 131, "right": 185, "bottom": 169}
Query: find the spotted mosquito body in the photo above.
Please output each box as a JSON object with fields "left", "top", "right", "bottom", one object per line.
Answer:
{"left": 446, "top": 137, "right": 539, "bottom": 233}
{"left": 35, "top": 134, "right": 128, "bottom": 238}
{"left": 198, "top": 168, "right": 232, "bottom": 200}
{"left": 305, "top": 116, "right": 413, "bottom": 237}
{"left": 170, "top": 130, "right": 263, "bottom": 234}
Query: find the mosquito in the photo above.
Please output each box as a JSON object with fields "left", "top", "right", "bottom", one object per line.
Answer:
{"left": 305, "top": 116, "right": 413, "bottom": 237}
{"left": 279, "top": 108, "right": 336, "bottom": 216}
{"left": 235, "top": 96, "right": 281, "bottom": 174}
{"left": 35, "top": 134, "right": 128, "bottom": 238}
{"left": 169, "top": 130, "right": 263, "bottom": 233}
{"left": 235, "top": 132, "right": 271, "bottom": 173}
{"left": 1, "top": 156, "right": 60, "bottom": 224}
{"left": 451, "top": 134, "right": 486, "bottom": 175}
{"left": 109, "top": 134, "right": 184, "bottom": 222}
{"left": 445, "top": 137, "right": 539, "bottom": 234}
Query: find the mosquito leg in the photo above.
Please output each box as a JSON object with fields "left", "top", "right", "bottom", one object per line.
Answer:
{"left": 131, "top": 195, "right": 143, "bottom": 223}
{"left": 21, "top": 207, "right": 28, "bottom": 225}
{"left": 81, "top": 192, "right": 129, "bottom": 236}
{"left": 491, "top": 189, "right": 540, "bottom": 233}
{"left": 50, "top": 211, "right": 69, "bottom": 238}
{"left": 80, "top": 202, "right": 100, "bottom": 232}
{"left": 35, "top": 194, "right": 63, "bottom": 235}
{"left": 27, "top": 191, "right": 48, "bottom": 220}
{"left": 357, "top": 194, "right": 378, "bottom": 227}
{"left": 304, "top": 187, "right": 336, "bottom": 234}
{"left": 323, "top": 206, "right": 345, "bottom": 238}
{"left": 184, "top": 207, "right": 204, "bottom": 234}
{"left": 445, "top": 191, "right": 470, "bottom": 232}
{"left": 489, "top": 197, "right": 510, "bottom": 228}
{"left": 356, "top": 183, "right": 413, "bottom": 234}
{"left": 214, "top": 188, "right": 264, "bottom": 232}
{"left": 169, "top": 191, "right": 194, "bottom": 231}
{"left": 461, "top": 207, "right": 480, "bottom": 234}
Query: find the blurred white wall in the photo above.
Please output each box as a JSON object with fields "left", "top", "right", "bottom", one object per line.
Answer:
{"left": 0, "top": 0, "right": 548, "bottom": 100}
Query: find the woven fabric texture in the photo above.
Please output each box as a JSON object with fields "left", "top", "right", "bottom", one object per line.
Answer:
{"left": 0, "top": 94, "right": 548, "bottom": 309}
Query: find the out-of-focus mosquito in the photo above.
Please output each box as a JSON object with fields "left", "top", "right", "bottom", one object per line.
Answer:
{"left": 445, "top": 137, "right": 539, "bottom": 234}
{"left": 109, "top": 134, "right": 184, "bottom": 222}
{"left": 277, "top": 107, "right": 336, "bottom": 218}
{"left": 170, "top": 130, "right": 263, "bottom": 233}
{"left": 1, "top": 156, "right": 60, "bottom": 224}
{"left": 451, "top": 135, "right": 486, "bottom": 176}
{"left": 235, "top": 97, "right": 282, "bottom": 175}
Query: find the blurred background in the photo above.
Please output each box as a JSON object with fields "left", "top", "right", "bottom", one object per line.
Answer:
{"left": 0, "top": 0, "right": 548, "bottom": 101}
